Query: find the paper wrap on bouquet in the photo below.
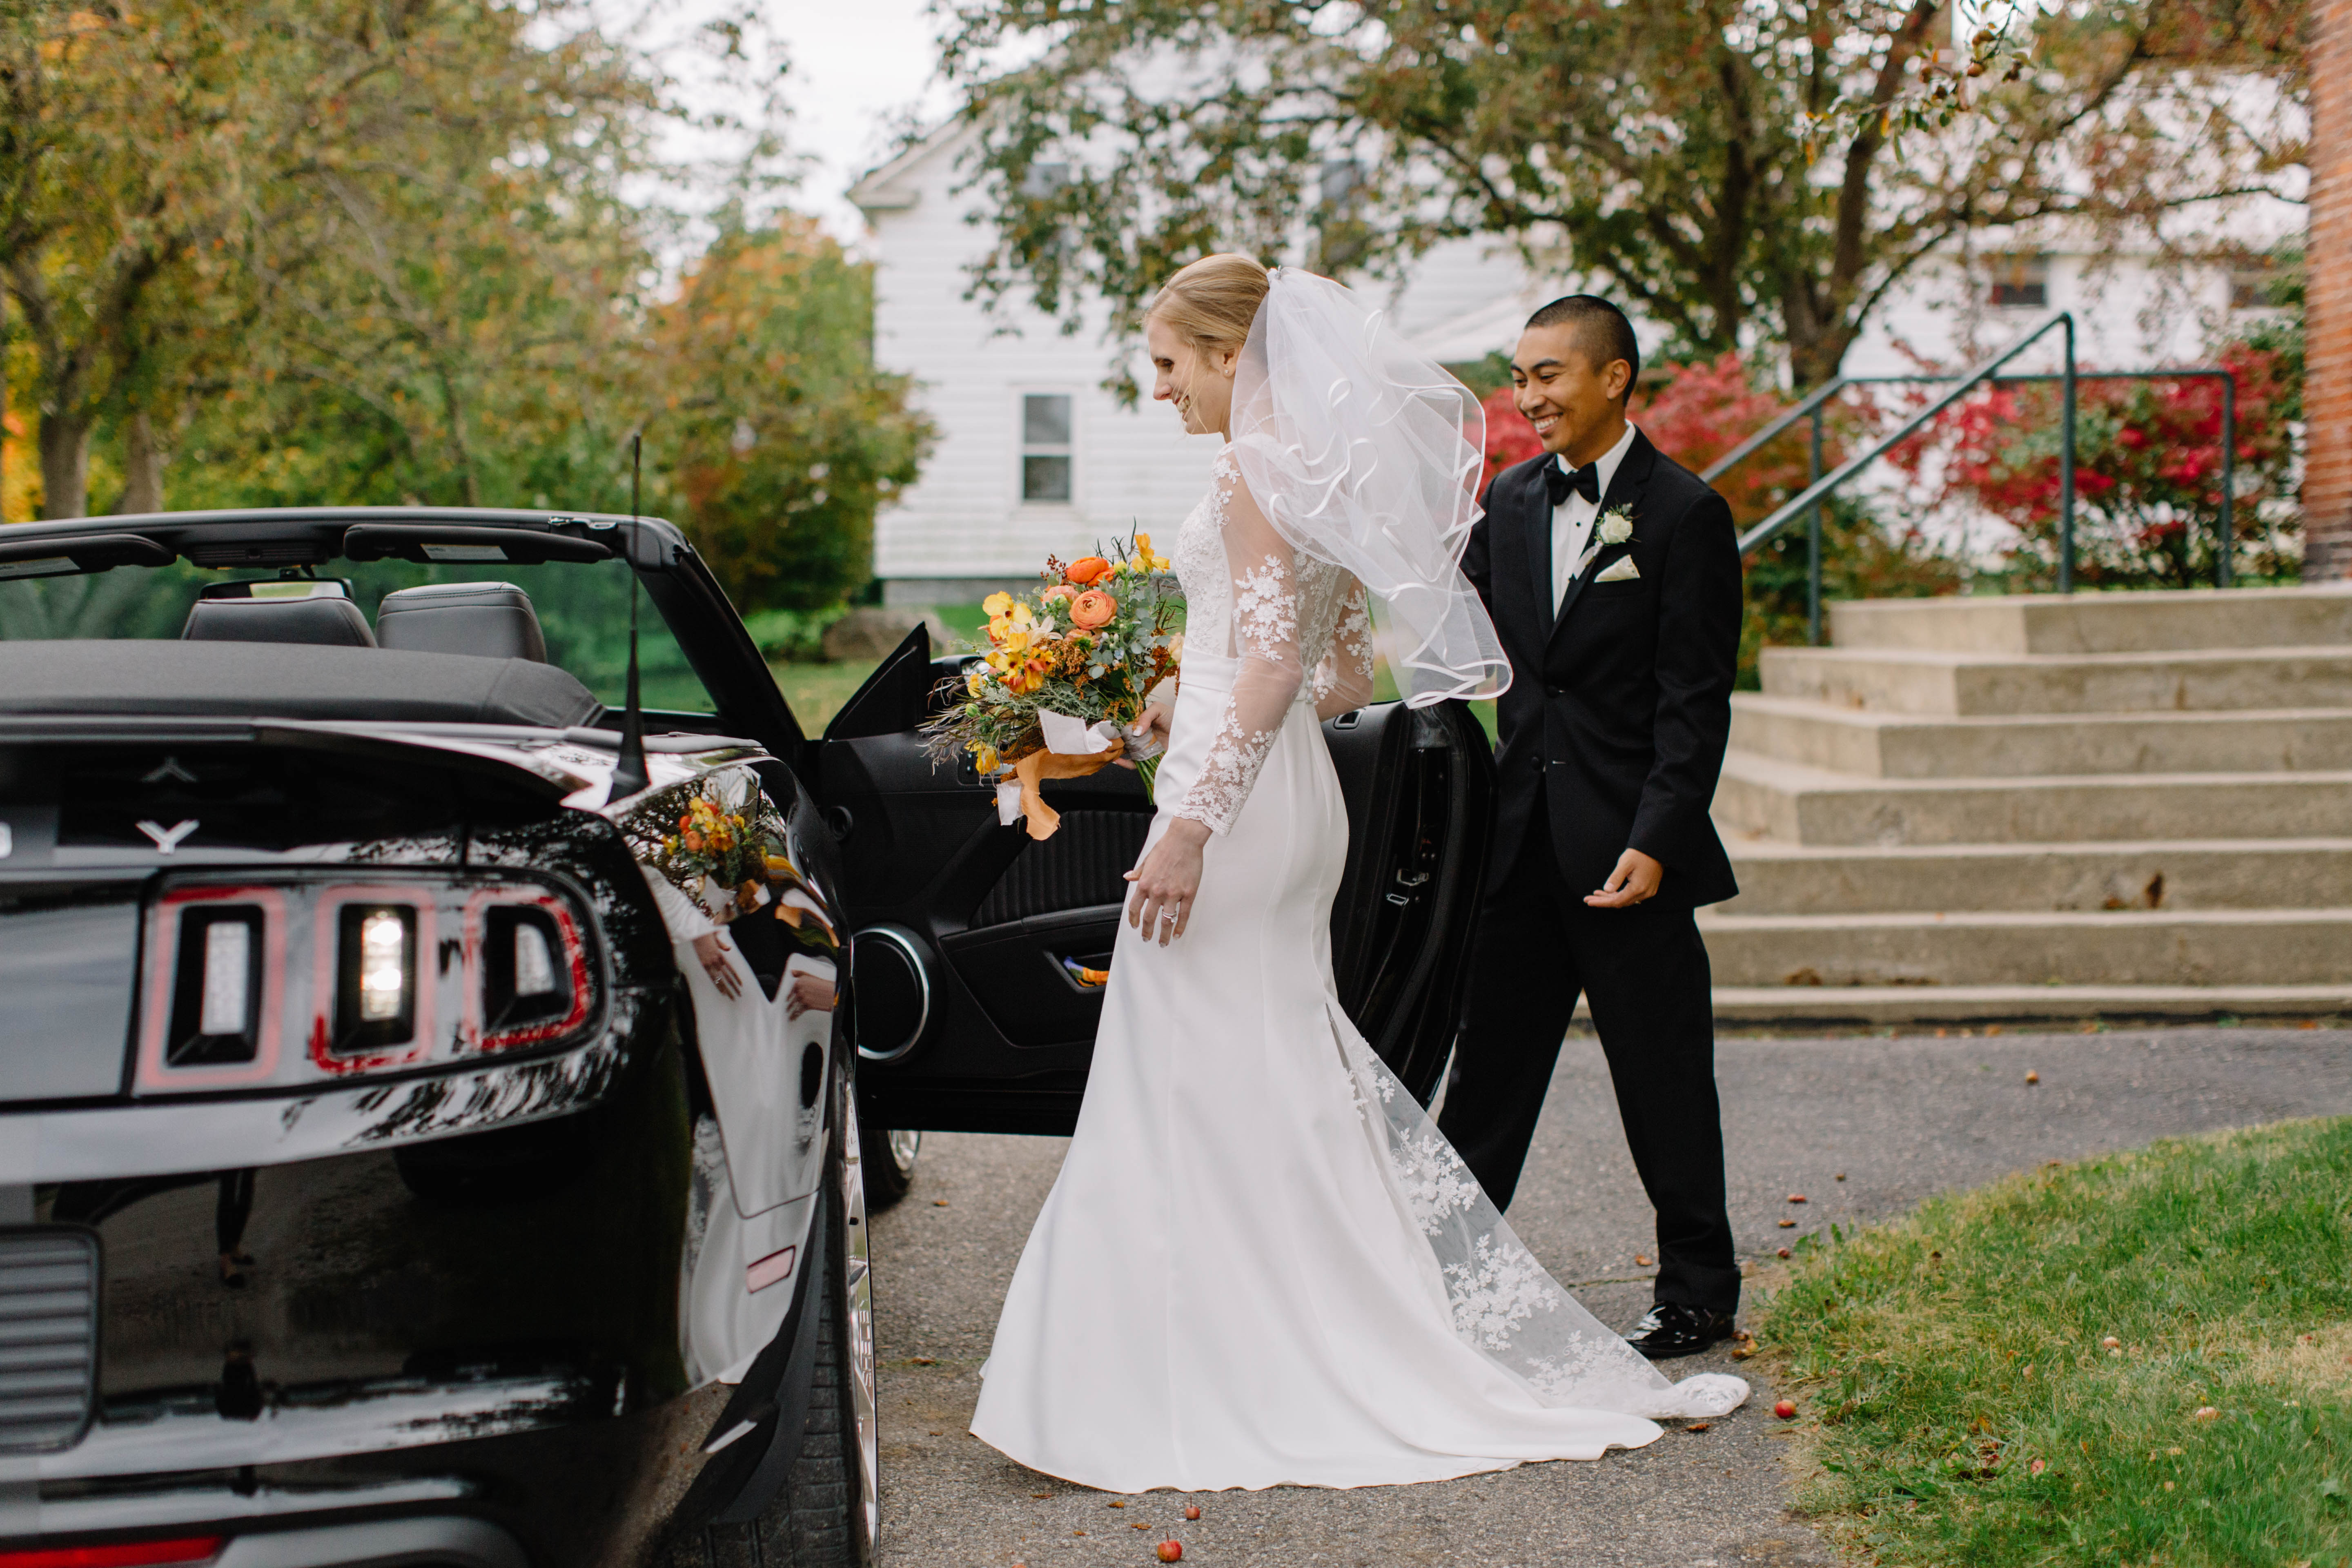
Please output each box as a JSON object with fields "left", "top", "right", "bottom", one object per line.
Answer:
{"left": 994, "top": 710, "right": 1161, "bottom": 841}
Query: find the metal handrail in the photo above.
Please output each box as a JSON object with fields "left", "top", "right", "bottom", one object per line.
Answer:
{"left": 1736, "top": 312, "right": 2080, "bottom": 573}
{"left": 1697, "top": 374, "right": 1854, "bottom": 486}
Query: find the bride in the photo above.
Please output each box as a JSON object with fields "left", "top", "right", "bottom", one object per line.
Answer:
{"left": 969, "top": 255, "right": 1746, "bottom": 1493}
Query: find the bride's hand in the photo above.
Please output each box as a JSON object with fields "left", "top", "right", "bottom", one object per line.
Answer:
{"left": 1124, "top": 818, "right": 1208, "bottom": 944}
{"left": 1114, "top": 691, "right": 1175, "bottom": 770}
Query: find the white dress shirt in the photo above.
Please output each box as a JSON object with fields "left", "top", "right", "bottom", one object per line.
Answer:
{"left": 1552, "top": 420, "right": 1639, "bottom": 615}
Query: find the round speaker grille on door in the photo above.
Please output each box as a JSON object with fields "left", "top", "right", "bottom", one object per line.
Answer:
{"left": 851, "top": 925, "right": 930, "bottom": 1062}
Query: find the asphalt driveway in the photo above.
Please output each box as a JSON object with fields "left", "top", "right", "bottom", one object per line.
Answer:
{"left": 868, "top": 1026, "right": 2352, "bottom": 1566}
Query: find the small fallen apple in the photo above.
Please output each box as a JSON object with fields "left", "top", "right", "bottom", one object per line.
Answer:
{"left": 2101, "top": 1336, "right": 2120, "bottom": 1350}
{"left": 1834, "top": 1172, "right": 1847, "bottom": 1181}
{"left": 1158, "top": 1541, "right": 1185, "bottom": 1562}
{"left": 1184, "top": 1504, "right": 1201, "bottom": 1521}
{"left": 1777, "top": 1246, "right": 1791, "bottom": 1258}
{"left": 2193, "top": 1406, "right": 2221, "bottom": 1422}
{"left": 2025, "top": 1070, "right": 2040, "bottom": 1084}
{"left": 1774, "top": 1399, "right": 1797, "bottom": 1419}
{"left": 2029, "top": 1458, "right": 2045, "bottom": 1475}
{"left": 1778, "top": 1218, "right": 1796, "bottom": 1228}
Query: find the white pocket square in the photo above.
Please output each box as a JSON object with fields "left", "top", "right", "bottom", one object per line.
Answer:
{"left": 1594, "top": 555, "right": 1642, "bottom": 584}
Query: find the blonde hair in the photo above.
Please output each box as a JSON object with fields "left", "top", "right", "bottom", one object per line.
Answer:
{"left": 1146, "top": 253, "right": 1270, "bottom": 354}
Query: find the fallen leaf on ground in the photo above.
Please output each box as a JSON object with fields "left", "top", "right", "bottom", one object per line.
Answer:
{"left": 933, "top": 1199, "right": 949, "bottom": 1207}
{"left": 1684, "top": 1421, "right": 1710, "bottom": 1433}
{"left": 1635, "top": 1254, "right": 1651, "bottom": 1266}
{"left": 909, "top": 1356, "right": 935, "bottom": 1365}
{"left": 1834, "top": 1172, "right": 1846, "bottom": 1181}
{"left": 1787, "top": 1194, "right": 1806, "bottom": 1204}
{"left": 1778, "top": 1219, "right": 1796, "bottom": 1228}
{"left": 1133, "top": 1521, "right": 1151, "bottom": 1530}
{"left": 1031, "top": 1492, "right": 1052, "bottom": 1499}
{"left": 2025, "top": 1070, "right": 2040, "bottom": 1084}
{"left": 1107, "top": 1500, "right": 1125, "bottom": 1508}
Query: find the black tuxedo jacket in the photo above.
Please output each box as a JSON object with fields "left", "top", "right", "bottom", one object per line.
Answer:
{"left": 1465, "top": 429, "right": 1743, "bottom": 909}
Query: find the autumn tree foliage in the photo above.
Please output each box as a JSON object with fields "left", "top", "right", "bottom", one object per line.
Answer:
{"left": 935, "top": 0, "right": 2302, "bottom": 392}
{"left": 652, "top": 219, "right": 929, "bottom": 612}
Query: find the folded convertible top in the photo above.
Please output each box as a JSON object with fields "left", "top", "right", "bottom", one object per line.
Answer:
{"left": 0, "top": 640, "right": 603, "bottom": 728}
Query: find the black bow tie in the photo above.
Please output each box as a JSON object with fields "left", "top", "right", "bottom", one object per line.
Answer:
{"left": 1546, "top": 460, "right": 1601, "bottom": 507}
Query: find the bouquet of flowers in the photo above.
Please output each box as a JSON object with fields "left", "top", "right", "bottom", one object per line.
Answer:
{"left": 924, "top": 528, "right": 1181, "bottom": 840}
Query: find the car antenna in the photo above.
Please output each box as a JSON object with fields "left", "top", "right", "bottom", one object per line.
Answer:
{"left": 606, "top": 432, "right": 652, "bottom": 802}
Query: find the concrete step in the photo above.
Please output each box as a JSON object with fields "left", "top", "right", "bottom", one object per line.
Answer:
{"left": 1695, "top": 908, "right": 2352, "bottom": 987}
{"left": 1714, "top": 749, "right": 2352, "bottom": 846}
{"left": 1715, "top": 837, "right": 2352, "bottom": 915}
{"left": 1707, "top": 983, "right": 2352, "bottom": 1026}
{"left": 1829, "top": 585, "right": 2352, "bottom": 656}
{"left": 1757, "top": 644, "right": 2352, "bottom": 716}
{"left": 1729, "top": 694, "right": 2352, "bottom": 778}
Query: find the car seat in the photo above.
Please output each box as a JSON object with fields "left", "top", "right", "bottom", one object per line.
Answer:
{"left": 182, "top": 591, "right": 376, "bottom": 647}
{"left": 374, "top": 581, "right": 548, "bottom": 662}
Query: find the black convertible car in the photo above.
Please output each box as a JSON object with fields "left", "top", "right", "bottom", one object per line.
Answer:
{"left": 0, "top": 507, "right": 1491, "bottom": 1566}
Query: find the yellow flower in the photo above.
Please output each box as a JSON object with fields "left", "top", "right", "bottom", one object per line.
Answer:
{"left": 966, "top": 668, "right": 987, "bottom": 696}
{"left": 982, "top": 591, "right": 1015, "bottom": 617}
{"left": 1010, "top": 602, "right": 1034, "bottom": 626}
{"left": 974, "top": 744, "right": 999, "bottom": 773}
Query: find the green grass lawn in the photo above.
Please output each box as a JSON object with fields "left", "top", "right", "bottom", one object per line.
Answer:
{"left": 1758, "top": 1117, "right": 2352, "bottom": 1568}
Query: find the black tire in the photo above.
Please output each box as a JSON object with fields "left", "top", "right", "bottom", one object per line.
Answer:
{"left": 664, "top": 1131, "right": 878, "bottom": 1567}
{"left": 860, "top": 1122, "right": 919, "bottom": 1210}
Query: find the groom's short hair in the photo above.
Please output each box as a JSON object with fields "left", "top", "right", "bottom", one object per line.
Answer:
{"left": 1525, "top": 295, "right": 1640, "bottom": 394}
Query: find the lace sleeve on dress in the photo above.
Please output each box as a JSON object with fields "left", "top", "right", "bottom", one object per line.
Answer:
{"left": 1311, "top": 578, "right": 1375, "bottom": 719}
{"left": 1172, "top": 465, "right": 1305, "bottom": 835}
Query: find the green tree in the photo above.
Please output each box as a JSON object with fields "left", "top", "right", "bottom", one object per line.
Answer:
{"left": 935, "top": 0, "right": 2304, "bottom": 390}
{"left": 649, "top": 217, "right": 931, "bottom": 612}
{"left": 0, "top": 0, "right": 660, "bottom": 518}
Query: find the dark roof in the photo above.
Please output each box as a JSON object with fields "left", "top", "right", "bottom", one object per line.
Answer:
{"left": 0, "top": 641, "right": 602, "bottom": 728}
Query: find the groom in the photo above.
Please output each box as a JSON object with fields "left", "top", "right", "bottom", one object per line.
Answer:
{"left": 1436, "top": 295, "right": 1745, "bottom": 1359}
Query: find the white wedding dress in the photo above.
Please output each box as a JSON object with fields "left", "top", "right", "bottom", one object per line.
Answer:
{"left": 969, "top": 448, "right": 1747, "bottom": 1493}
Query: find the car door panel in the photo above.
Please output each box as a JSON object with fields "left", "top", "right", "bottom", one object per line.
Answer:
{"left": 819, "top": 624, "right": 1493, "bottom": 1135}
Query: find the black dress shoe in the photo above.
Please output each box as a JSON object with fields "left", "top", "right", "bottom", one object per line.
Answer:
{"left": 1624, "top": 1302, "right": 1737, "bottom": 1361}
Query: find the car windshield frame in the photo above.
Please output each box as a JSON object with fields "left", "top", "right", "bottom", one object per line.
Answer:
{"left": 0, "top": 507, "right": 806, "bottom": 761}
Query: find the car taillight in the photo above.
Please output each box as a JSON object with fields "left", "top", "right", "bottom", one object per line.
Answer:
{"left": 0, "top": 1539, "right": 224, "bottom": 1567}
{"left": 135, "top": 875, "right": 599, "bottom": 1096}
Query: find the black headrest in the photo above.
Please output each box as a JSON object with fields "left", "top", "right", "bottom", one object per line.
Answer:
{"left": 375, "top": 581, "right": 547, "bottom": 662}
{"left": 183, "top": 595, "right": 376, "bottom": 647}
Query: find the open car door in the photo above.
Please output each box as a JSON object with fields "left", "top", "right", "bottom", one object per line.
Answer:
{"left": 822, "top": 626, "right": 1495, "bottom": 1135}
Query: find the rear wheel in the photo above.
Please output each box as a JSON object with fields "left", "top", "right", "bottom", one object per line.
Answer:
{"left": 667, "top": 1114, "right": 878, "bottom": 1566}
{"left": 860, "top": 1123, "right": 920, "bottom": 1209}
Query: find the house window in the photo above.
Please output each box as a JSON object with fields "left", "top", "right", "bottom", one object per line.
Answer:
{"left": 2230, "top": 263, "right": 2276, "bottom": 310}
{"left": 1021, "top": 394, "right": 1073, "bottom": 503}
{"left": 1987, "top": 254, "right": 2050, "bottom": 308}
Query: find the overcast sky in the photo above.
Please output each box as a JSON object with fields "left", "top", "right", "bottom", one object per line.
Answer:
{"left": 616, "top": 0, "right": 951, "bottom": 248}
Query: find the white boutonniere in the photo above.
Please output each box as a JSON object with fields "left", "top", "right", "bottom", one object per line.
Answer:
{"left": 1574, "top": 505, "right": 1639, "bottom": 579}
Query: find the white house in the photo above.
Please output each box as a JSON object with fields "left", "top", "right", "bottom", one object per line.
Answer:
{"left": 850, "top": 125, "right": 2301, "bottom": 604}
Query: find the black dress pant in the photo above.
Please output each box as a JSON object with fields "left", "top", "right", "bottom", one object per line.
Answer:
{"left": 1435, "top": 810, "right": 1740, "bottom": 1314}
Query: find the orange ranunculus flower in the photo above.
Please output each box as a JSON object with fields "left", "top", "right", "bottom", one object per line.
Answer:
{"left": 1042, "top": 583, "right": 1079, "bottom": 607}
{"left": 1066, "top": 556, "right": 1111, "bottom": 586}
{"left": 1069, "top": 589, "right": 1116, "bottom": 628}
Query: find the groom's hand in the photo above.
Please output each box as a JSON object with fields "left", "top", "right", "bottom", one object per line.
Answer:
{"left": 1586, "top": 848, "right": 1663, "bottom": 908}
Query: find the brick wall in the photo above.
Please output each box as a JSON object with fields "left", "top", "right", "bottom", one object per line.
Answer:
{"left": 2305, "top": 0, "right": 2352, "bottom": 579}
